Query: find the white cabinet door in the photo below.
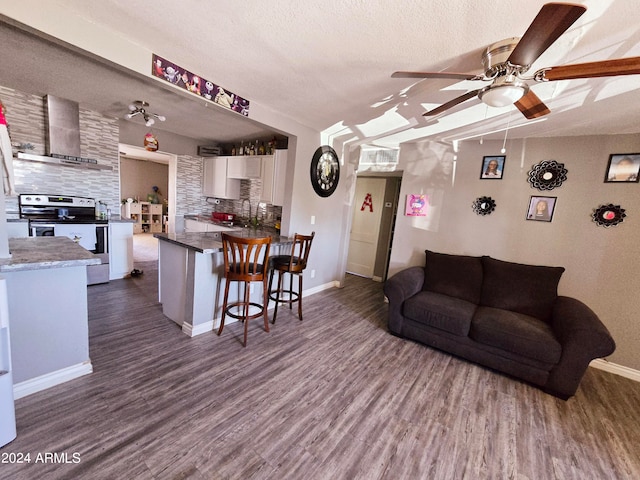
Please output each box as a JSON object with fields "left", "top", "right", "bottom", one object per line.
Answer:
{"left": 227, "top": 156, "right": 261, "bottom": 179}
{"left": 109, "top": 222, "right": 134, "bottom": 280}
{"left": 184, "top": 219, "right": 208, "bottom": 232}
{"left": 260, "top": 150, "right": 287, "bottom": 206}
{"left": 6, "top": 222, "right": 29, "bottom": 238}
{"left": 203, "top": 157, "right": 240, "bottom": 199}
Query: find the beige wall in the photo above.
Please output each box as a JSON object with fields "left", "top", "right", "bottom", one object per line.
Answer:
{"left": 389, "top": 134, "right": 640, "bottom": 371}
{"left": 120, "top": 157, "right": 168, "bottom": 205}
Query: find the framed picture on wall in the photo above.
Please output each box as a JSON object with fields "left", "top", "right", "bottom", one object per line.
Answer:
{"left": 480, "top": 155, "right": 505, "bottom": 179}
{"left": 604, "top": 153, "right": 640, "bottom": 183}
{"left": 526, "top": 196, "right": 557, "bottom": 222}
{"left": 405, "top": 194, "right": 428, "bottom": 216}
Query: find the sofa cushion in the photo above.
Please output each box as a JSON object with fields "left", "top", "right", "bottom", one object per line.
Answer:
{"left": 480, "top": 256, "right": 564, "bottom": 322}
{"left": 470, "top": 306, "right": 562, "bottom": 364}
{"left": 423, "top": 250, "right": 483, "bottom": 304}
{"left": 404, "top": 291, "right": 476, "bottom": 336}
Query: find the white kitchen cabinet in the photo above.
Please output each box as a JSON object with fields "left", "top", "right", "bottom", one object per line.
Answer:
{"left": 109, "top": 222, "right": 134, "bottom": 280}
{"left": 184, "top": 218, "right": 208, "bottom": 232}
{"left": 185, "top": 218, "right": 235, "bottom": 233}
{"left": 203, "top": 156, "right": 240, "bottom": 199}
{"left": 6, "top": 221, "right": 29, "bottom": 238}
{"left": 227, "top": 155, "right": 261, "bottom": 179}
{"left": 260, "top": 149, "right": 287, "bottom": 206}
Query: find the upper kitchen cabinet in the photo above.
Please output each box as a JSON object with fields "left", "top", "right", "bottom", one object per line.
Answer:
{"left": 260, "top": 150, "right": 287, "bottom": 206}
{"left": 227, "top": 156, "right": 262, "bottom": 179}
{"left": 203, "top": 157, "right": 240, "bottom": 199}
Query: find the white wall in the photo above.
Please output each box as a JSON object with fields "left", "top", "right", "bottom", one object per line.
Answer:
{"left": 389, "top": 134, "right": 640, "bottom": 371}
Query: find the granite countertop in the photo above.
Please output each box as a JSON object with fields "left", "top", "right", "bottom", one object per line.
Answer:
{"left": 108, "top": 214, "right": 137, "bottom": 223}
{"left": 155, "top": 228, "right": 291, "bottom": 254}
{"left": 0, "top": 237, "right": 101, "bottom": 272}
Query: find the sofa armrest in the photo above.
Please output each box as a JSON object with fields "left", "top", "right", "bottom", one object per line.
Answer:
{"left": 383, "top": 266, "right": 425, "bottom": 336}
{"left": 545, "top": 296, "right": 616, "bottom": 398}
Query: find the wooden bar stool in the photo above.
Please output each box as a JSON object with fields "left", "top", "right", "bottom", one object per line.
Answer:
{"left": 218, "top": 233, "right": 271, "bottom": 347}
{"left": 268, "top": 232, "right": 315, "bottom": 324}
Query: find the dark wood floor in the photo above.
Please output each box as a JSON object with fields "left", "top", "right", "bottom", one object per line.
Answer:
{"left": 2, "top": 261, "right": 640, "bottom": 479}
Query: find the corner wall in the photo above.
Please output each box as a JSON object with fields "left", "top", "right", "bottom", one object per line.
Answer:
{"left": 389, "top": 134, "right": 640, "bottom": 371}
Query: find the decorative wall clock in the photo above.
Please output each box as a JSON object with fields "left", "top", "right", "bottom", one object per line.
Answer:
{"left": 310, "top": 145, "right": 340, "bottom": 197}
{"left": 592, "top": 204, "right": 626, "bottom": 227}
{"left": 528, "top": 160, "right": 568, "bottom": 191}
{"left": 472, "top": 196, "right": 496, "bottom": 215}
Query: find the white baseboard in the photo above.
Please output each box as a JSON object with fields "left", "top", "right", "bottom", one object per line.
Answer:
{"left": 590, "top": 358, "right": 640, "bottom": 383}
{"left": 14, "top": 361, "right": 93, "bottom": 399}
{"left": 304, "top": 280, "right": 340, "bottom": 296}
{"left": 182, "top": 320, "right": 214, "bottom": 337}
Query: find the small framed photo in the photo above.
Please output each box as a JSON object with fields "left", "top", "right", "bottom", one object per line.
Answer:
{"left": 604, "top": 153, "right": 640, "bottom": 183}
{"left": 480, "top": 155, "right": 505, "bottom": 179}
{"left": 526, "top": 196, "right": 557, "bottom": 222}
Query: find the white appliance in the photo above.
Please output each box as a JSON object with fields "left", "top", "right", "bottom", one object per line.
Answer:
{"left": 0, "top": 277, "right": 17, "bottom": 447}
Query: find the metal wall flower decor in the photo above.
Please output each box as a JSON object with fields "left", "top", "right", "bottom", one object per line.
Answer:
{"left": 472, "top": 196, "right": 496, "bottom": 215}
{"left": 592, "top": 204, "right": 626, "bottom": 227}
{"left": 528, "top": 160, "right": 568, "bottom": 190}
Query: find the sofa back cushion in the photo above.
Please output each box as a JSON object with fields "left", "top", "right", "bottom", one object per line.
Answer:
{"left": 480, "top": 256, "right": 564, "bottom": 322}
{"left": 423, "top": 250, "right": 483, "bottom": 304}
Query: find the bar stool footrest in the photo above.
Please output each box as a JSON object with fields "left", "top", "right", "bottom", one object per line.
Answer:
{"left": 225, "top": 301, "right": 266, "bottom": 321}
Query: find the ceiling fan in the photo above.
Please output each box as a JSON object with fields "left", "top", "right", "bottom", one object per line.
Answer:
{"left": 126, "top": 100, "right": 166, "bottom": 127}
{"left": 392, "top": 2, "right": 640, "bottom": 119}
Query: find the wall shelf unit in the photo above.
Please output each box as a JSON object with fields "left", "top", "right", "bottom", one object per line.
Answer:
{"left": 125, "top": 202, "right": 164, "bottom": 234}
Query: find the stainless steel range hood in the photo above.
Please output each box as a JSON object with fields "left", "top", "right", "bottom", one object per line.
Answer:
{"left": 16, "top": 95, "right": 112, "bottom": 171}
{"left": 45, "top": 95, "right": 82, "bottom": 157}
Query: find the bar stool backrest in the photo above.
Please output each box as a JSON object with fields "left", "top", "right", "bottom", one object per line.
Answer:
{"left": 287, "top": 231, "right": 315, "bottom": 273}
{"left": 222, "top": 233, "right": 272, "bottom": 282}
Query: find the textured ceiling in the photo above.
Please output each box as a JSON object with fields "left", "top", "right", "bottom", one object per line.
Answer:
{"left": 1, "top": 0, "right": 639, "bottom": 146}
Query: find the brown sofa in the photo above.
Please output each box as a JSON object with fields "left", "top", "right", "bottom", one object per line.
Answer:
{"left": 383, "top": 251, "right": 616, "bottom": 399}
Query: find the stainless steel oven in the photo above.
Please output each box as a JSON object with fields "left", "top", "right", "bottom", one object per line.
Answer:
{"left": 19, "top": 194, "right": 110, "bottom": 285}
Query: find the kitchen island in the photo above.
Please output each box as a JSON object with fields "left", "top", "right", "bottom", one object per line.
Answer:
{"left": 0, "top": 236, "right": 100, "bottom": 398}
{"left": 154, "top": 229, "right": 292, "bottom": 337}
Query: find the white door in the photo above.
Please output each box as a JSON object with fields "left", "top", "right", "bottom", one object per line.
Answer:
{"left": 346, "top": 177, "right": 386, "bottom": 277}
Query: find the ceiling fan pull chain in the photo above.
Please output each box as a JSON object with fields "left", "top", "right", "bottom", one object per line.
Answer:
{"left": 501, "top": 111, "right": 512, "bottom": 154}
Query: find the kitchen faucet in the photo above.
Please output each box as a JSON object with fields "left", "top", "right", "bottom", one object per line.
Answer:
{"left": 241, "top": 198, "right": 252, "bottom": 226}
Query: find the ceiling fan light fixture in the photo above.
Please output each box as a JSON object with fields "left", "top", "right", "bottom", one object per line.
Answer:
{"left": 479, "top": 82, "right": 528, "bottom": 107}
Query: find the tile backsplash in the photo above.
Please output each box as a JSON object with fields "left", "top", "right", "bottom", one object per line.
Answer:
{"left": 1, "top": 85, "right": 120, "bottom": 214}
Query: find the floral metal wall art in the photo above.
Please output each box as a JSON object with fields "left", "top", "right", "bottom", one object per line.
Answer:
{"left": 528, "top": 160, "right": 568, "bottom": 190}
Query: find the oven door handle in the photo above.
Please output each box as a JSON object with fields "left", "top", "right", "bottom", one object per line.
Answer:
{"left": 30, "top": 224, "right": 57, "bottom": 236}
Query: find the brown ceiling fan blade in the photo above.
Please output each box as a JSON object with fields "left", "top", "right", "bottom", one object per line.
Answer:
{"left": 423, "top": 89, "right": 481, "bottom": 116}
{"left": 515, "top": 90, "right": 551, "bottom": 119}
{"left": 542, "top": 57, "right": 640, "bottom": 80}
{"left": 392, "top": 71, "right": 482, "bottom": 81}
{"left": 508, "top": 3, "right": 586, "bottom": 67}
